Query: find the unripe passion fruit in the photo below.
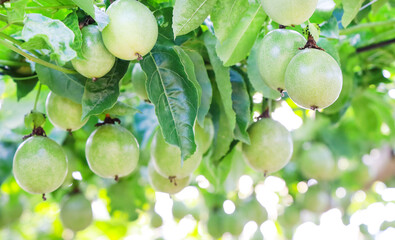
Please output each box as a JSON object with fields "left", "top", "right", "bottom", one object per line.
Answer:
{"left": 242, "top": 118, "right": 293, "bottom": 174}
{"left": 85, "top": 124, "right": 139, "bottom": 179}
{"left": 71, "top": 25, "right": 115, "bottom": 78}
{"left": 299, "top": 143, "right": 337, "bottom": 181}
{"left": 258, "top": 29, "right": 306, "bottom": 92}
{"left": 285, "top": 49, "right": 343, "bottom": 110}
{"left": 151, "top": 130, "right": 202, "bottom": 180}
{"left": 261, "top": 0, "right": 318, "bottom": 26}
{"left": 13, "top": 136, "right": 68, "bottom": 194}
{"left": 46, "top": 92, "right": 88, "bottom": 131}
{"left": 131, "top": 63, "right": 148, "bottom": 100}
{"left": 60, "top": 193, "right": 93, "bottom": 232}
{"left": 302, "top": 186, "right": 331, "bottom": 213}
{"left": 102, "top": 0, "right": 158, "bottom": 60}
{"left": 148, "top": 164, "right": 190, "bottom": 194}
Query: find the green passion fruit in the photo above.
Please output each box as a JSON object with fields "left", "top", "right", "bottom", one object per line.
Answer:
{"left": 60, "top": 193, "right": 93, "bottom": 232}
{"left": 102, "top": 0, "right": 158, "bottom": 60}
{"left": 148, "top": 164, "right": 191, "bottom": 194}
{"left": 131, "top": 63, "right": 148, "bottom": 100}
{"left": 242, "top": 118, "right": 293, "bottom": 175}
{"left": 299, "top": 143, "right": 337, "bottom": 181}
{"left": 285, "top": 48, "right": 343, "bottom": 110}
{"left": 258, "top": 29, "right": 306, "bottom": 92}
{"left": 261, "top": 0, "right": 318, "bottom": 26}
{"left": 46, "top": 92, "right": 88, "bottom": 132}
{"left": 13, "top": 136, "right": 68, "bottom": 195}
{"left": 71, "top": 25, "right": 115, "bottom": 78}
{"left": 85, "top": 124, "right": 139, "bottom": 179}
{"left": 151, "top": 130, "right": 203, "bottom": 181}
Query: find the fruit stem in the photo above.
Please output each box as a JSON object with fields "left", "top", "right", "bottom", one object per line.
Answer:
{"left": 95, "top": 115, "right": 121, "bottom": 127}
{"left": 279, "top": 25, "right": 286, "bottom": 29}
{"left": 42, "top": 193, "right": 47, "bottom": 201}
{"left": 299, "top": 34, "right": 324, "bottom": 51}
{"left": 114, "top": 175, "right": 119, "bottom": 181}
{"left": 136, "top": 53, "right": 143, "bottom": 61}
{"left": 33, "top": 83, "right": 42, "bottom": 111}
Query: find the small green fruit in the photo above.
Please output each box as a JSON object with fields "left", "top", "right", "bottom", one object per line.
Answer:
{"left": 242, "top": 118, "right": 293, "bottom": 174}
{"left": 148, "top": 164, "right": 190, "bottom": 194}
{"left": 86, "top": 124, "right": 139, "bottom": 179}
{"left": 285, "top": 49, "right": 343, "bottom": 110}
{"left": 261, "top": 0, "right": 318, "bottom": 26}
{"left": 60, "top": 193, "right": 93, "bottom": 232}
{"left": 172, "top": 201, "right": 189, "bottom": 220}
{"left": 150, "top": 211, "right": 163, "bottom": 228}
{"left": 102, "top": 0, "right": 158, "bottom": 60}
{"left": 299, "top": 143, "right": 337, "bottom": 181}
{"left": 13, "top": 136, "right": 68, "bottom": 194}
{"left": 151, "top": 130, "right": 202, "bottom": 180}
{"left": 24, "top": 110, "right": 46, "bottom": 129}
{"left": 46, "top": 92, "right": 88, "bottom": 131}
{"left": 71, "top": 25, "right": 115, "bottom": 78}
{"left": 131, "top": 63, "right": 148, "bottom": 100}
{"left": 258, "top": 29, "right": 306, "bottom": 92}
{"left": 303, "top": 186, "right": 331, "bottom": 213}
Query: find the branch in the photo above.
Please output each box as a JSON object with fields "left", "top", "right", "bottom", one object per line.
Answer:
{"left": 0, "top": 39, "right": 76, "bottom": 74}
{"left": 356, "top": 38, "right": 395, "bottom": 53}
{"left": 340, "top": 19, "right": 395, "bottom": 35}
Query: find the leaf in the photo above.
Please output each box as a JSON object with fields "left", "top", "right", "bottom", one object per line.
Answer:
{"left": 216, "top": 3, "right": 266, "bottom": 66}
{"left": 133, "top": 102, "right": 158, "bottom": 149}
{"left": 172, "top": 0, "right": 217, "bottom": 37}
{"left": 141, "top": 44, "right": 199, "bottom": 162}
{"left": 21, "top": 14, "right": 77, "bottom": 64}
{"left": 247, "top": 36, "right": 281, "bottom": 100}
{"left": 211, "top": 0, "right": 249, "bottom": 43}
{"left": 230, "top": 69, "right": 250, "bottom": 144}
{"left": 320, "top": 16, "right": 339, "bottom": 39}
{"left": 155, "top": 7, "right": 175, "bottom": 42}
{"left": 7, "top": 0, "right": 28, "bottom": 24}
{"left": 36, "top": 63, "right": 86, "bottom": 103}
{"left": 342, "top": 0, "right": 364, "bottom": 28}
{"left": 71, "top": 0, "right": 95, "bottom": 17}
{"left": 209, "top": 82, "right": 234, "bottom": 162}
{"left": 173, "top": 46, "right": 202, "bottom": 113}
{"left": 14, "top": 78, "right": 38, "bottom": 101}
{"left": 184, "top": 49, "right": 212, "bottom": 126}
{"left": 93, "top": 5, "right": 110, "bottom": 31}
{"left": 62, "top": 11, "right": 83, "bottom": 57}
{"left": 204, "top": 31, "right": 236, "bottom": 134}
{"left": 81, "top": 60, "right": 129, "bottom": 119}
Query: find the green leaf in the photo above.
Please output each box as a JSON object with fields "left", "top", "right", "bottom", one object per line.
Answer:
{"left": 7, "top": 0, "right": 28, "bottom": 24}
{"left": 71, "top": 0, "right": 95, "bottom": 17}
{"left": 216, "top": 3, "right": 266, "bottom": 66}
{"left": 320, "top": 16, "right": 339, "bottom": 39}
{"left": 155, "top": 7, "right": 175, "bottom": 42}
{"left": 62, "top": 11, "right": 83, "bottom": 57}
{"left": 209, "top": 82, "right": 234, "bottom": 162}
{"left": 36, "top": 63, "right": 86, "bottom": 103}
{"left": 14, "top": 78, "right": 38, "bottom": 101}
{"left": 204, "top": 31, "right": 236, "bottom": 135}
{"left": 172, "top": 0, "right": 217, "bottom": 37}
{"left": 342, "top": 0, "right": 364, "bottom": 28}
{"left": 81, "top": 60, "right": 129, "bottom": 119}
{"left": 93, "top": 5, "right": 110, "bottom": 31}
{"left": 230, "top": 69, "right": 250, "bottom": 144}
{"left": 184, "top": 49, "right": 212, "bottom": 126}
{"left": 21, "top": 14, "right": 77, "bottom": 64}
{"left": 141, "top": 44, "right": 199, "bottom": 162}
{"left": 211, "top": 0, "right": 249, "bottom": 43}
{"left": 247, "top": 36, "right": 281, "bottom": 100}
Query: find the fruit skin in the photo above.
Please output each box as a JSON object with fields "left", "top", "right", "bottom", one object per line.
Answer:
{"left": 195, "top": 118, "right": 214, "bottom": 154}
{"left": 150, "top": 211, "right": 163, "bottom": 228}
{"left": 207, "top": 211, "right": 226, "bottom": 239}
{"left": 261, "top": 0, "right": 318, "bottom": 26}
{"left": 151, "top": 130, "right": 203, "bottom": 179}
{"left": 102, "top": 0, "right": 158, "bottom": 60}
{"left": 258, "top": 29, "right": 306, "bottom": 92}
{"left": 13, "top": 136, "right": 68, "bottom": 194}
{"left": 299, "top": 143, "right": 337, "bottom": 181}
{"left": 60, "top": 193, "right": 93, "bottom": 232}
{"left": 85, "top": 124, "right": 139, "bottom": 179}
{"left": 172, "top": 201, "right": 189, "bottom": 220}
{"left": 71, "top": 25, "right": 115, "bottom": 78}
{"left": 242, "top": 118, "right": 293, "bottom": 174}
{"left": 285, "top": 49, "right": 343, "bottom": 110}
{"left": 148, "top": 164, "right": 190, "bottom": 194}
{"left": 302, "top": 186, "right": 331, "bottom": 213}
{"left": 131, "top": 63, "right": 148, "bottom": 100}
{"left": 46, "top": 92, "right": 88, "bottom": 131}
